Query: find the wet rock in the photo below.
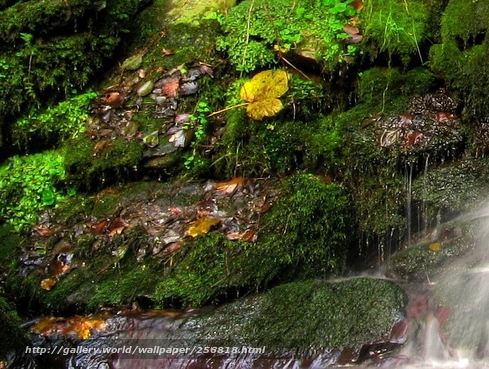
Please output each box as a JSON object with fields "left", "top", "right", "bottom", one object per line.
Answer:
{"left": 19, "top": 278, "right": 407, "bottom": 369}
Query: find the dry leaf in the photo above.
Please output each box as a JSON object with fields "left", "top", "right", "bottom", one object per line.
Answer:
{"left": 216, "top": 177, "right": 245, "bottom": 195}
{"left": 31, "top": 316, "right": 106, "bottom": 340}
{"left": 40, "top": 278, "right": 57, "bottom": 290}
{"left": 162, "top": 48, "right": 174, "bottom": 56}
{"left": 240, "top": 70, "right": 289, "bottom": 120}
{"left": 186, "top": 217, "right": 221, "bottom": 238}
{"left": 36, "top": 225, "right": 54, "bottom": 237}
{"left": 162, "top": 78, "right": 180, "bottom": 97}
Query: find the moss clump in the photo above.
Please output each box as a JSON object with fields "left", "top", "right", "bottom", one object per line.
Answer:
{"left": 0, "top": 150, "right": 69, "bottom": 232}
{"left": 0, "top": 295, "right": 27, "bottom": 360}
{"left": 430, "top": 0, "right": 489, "bottom": 119}
{"left": 248, "top": 278, "right": 406, "bottom": 349}
{"left": 63, "top": 137, "right": 144, "bottom": 191}
{"left": 217, "top": 0, "right": 361, "bottom": 72}
{"left": 362, "top": 0, "right": 438, "bottom": 65}
{"left": 0, "top": 0, "right": 141, "bottom": 121}
{"left": 258, "top": 175, "right": 353, "bottom": 276}
{"left": 11, "top": 91, "right": 97, "bottom": 150}
{"left": 154, "top": 233, "right": 254, "bottom": 307}
{"left": 192, "top": 278, "right": 407, "bottom": 352}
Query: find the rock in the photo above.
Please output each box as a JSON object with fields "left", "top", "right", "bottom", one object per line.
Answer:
{"left": 137, "top": 80, "right": 155, "bottom": 97}
{"left": 122, "top": 54, "right": 144, "bottom": 71}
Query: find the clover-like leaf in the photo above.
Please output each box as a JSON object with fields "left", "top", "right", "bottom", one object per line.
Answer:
{"left": 240, "top": 70, "right": 289, "bottom": 120}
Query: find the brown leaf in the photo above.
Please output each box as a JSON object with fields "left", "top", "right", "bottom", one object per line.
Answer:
{"left": 226, "top": 229, "right": 256, "bottom": 242}
{"left": 351, "top": 0, "right": 364, "bottom": 11}
{"left": 91, "top": 219, "right": 108, "bottom": 235}
{"left": 186, "top": 217, "right": 221, "bottom": 238}
{"left": 162, "top": 78, "right": 180, "bottom": 98}
{"left": 104, "top": 91, "right": 124, "bottom": 108}
{"left": 162, "top": 48, "right": 174, "bottom": 56}
{"left": 216, "top": 177, "right": 245, "bottom": 195}
{"left": 36, "top": 225, "right": 54, "bottom": 237}
{"left": 343, "top": 24, "right": 360, "bottom": 36}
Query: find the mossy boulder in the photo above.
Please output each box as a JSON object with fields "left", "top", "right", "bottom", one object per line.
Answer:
{"left": 5, "top": 175, "right": 354, "bottom": 312}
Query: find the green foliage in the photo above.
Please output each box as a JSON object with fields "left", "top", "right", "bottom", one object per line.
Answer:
{"left": 0, "top": 294, "right": 27, "bottom": 359}
{"left": 184, "top": 101, "right": 212, "bottom": 170}
{"left": 0, "top": 151, "right": 69, "bottom": 232}
{"left": 258, "top": 175, "right": 353, "bottom": 278}
{"left": 0, "top": 0, "right": 140, "bottom": 118}
{"left": 12, "top": 91, "right": 97, "bottom": 148}
{"left": 362, "top": 0, "right": 431, "bottom": 65}
{"left": 217, "top": 0, "right": 361, "bottom": 72}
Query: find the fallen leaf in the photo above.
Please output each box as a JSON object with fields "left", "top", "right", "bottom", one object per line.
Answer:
{"left": 36, "top": 225, "right": 54, "bottom": 237}
{"left": 240, "top": 69, "right": 289, "bottom": 120}
{"left": 91, "top": 219, "right": 108, "bottom": 235}
{"left": 428, "top": 242, "right": 442, "bottom": 251}
{"left": 121, "top": 54, "right": 143, "bottom": 71}
{"left": 199, "top": 64, "right": 214, "bottom": 78}
{"left": 216, "top": 177, "right": 245, "bottom": 195}
{"left": 104, "top": 91, "right": 124, "bottom": 108}
{"left": 162, "top": 48, "right": 174, "bottom": 56}
{"left": 31, "top": 316, "right": 106, "bottom": 340}
{"left": 108, "top": 217, "right": 129, "bottom": 236}
{"left": 351, "top": 0, "right": 364, "bottom": 11}
{"left": 162, "top": 78, "right": 180, "bottom": 97}
{"left": 186, "top": 217, "right": 221, "bottom": 238}
{"left": 40, "top": 278, "right": 57, "bottom": 290}
{"left": 226, "top": 229, "right": 256, "bottom": 242}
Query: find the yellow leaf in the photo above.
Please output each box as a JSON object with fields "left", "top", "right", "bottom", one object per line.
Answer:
{"left": 247, "top": 98, "right": 284, "bottom": 121}
{"left": 40, "top": 278, "right": 57, "bottom": 290}
{"left": 240, "top": 69, "right": 288, "bottom": 120}
{"left": 428, "top": 242, "right": 442, "bottom": 251}
{"left": 186, "top": 217, "right": 221, "bottom": 238}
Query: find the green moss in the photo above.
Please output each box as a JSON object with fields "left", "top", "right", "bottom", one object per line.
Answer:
{"left": 0, "top": 0, "right": 140, "bottom": 119}
{"left": 0, "top": 295, "right": 27, "bottom": 360}
{"left": 429, "top": 0, "right": 489, "bottom": 119}
{"left": 192, "top": 278, "right": 407, "bottom": 352}
{"left": 11, "top": 90, "right": 97, "bottom": 149}
{"left": 246, "top": 279, "right": 406, "bottom": 349}
{"left": 362, "top": 0, "right": 436, "bottom": 65}
{"left": 217, "top": 0, "right": 361, "bottom": 72}
{"left": 358, "top": 67, "right": 438, "bottom": 108}
{"left": 258, "top": 175, "right": 353, "bottom": 277}
{"left": 64, "top": 137, "right": 144, "bottom": 191}
{"left": 0, "top": 150, "right": 69, "bottom": 232}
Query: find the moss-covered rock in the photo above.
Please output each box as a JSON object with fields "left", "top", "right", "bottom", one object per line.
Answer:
{"left": 0, "top": 0, "right": 143, "bottom": 150}
{"left": 190, "top": 278, "right": 407, "bottom": 354}
{"left": 0, "top": 295, "right": 28, "bottom": 361}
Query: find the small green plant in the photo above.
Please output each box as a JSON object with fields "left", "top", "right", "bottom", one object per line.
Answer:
{"left": 0, "top": 151, "right": 72, "bottom": 232}
{"left": 12, "top": 90, "right": 97, "bottom": 147}
{"left": 217, "top": 0, "right": 361, "bottom": 73}
{"left": 184, "top": 101, "right": 212, "bottom": 170}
